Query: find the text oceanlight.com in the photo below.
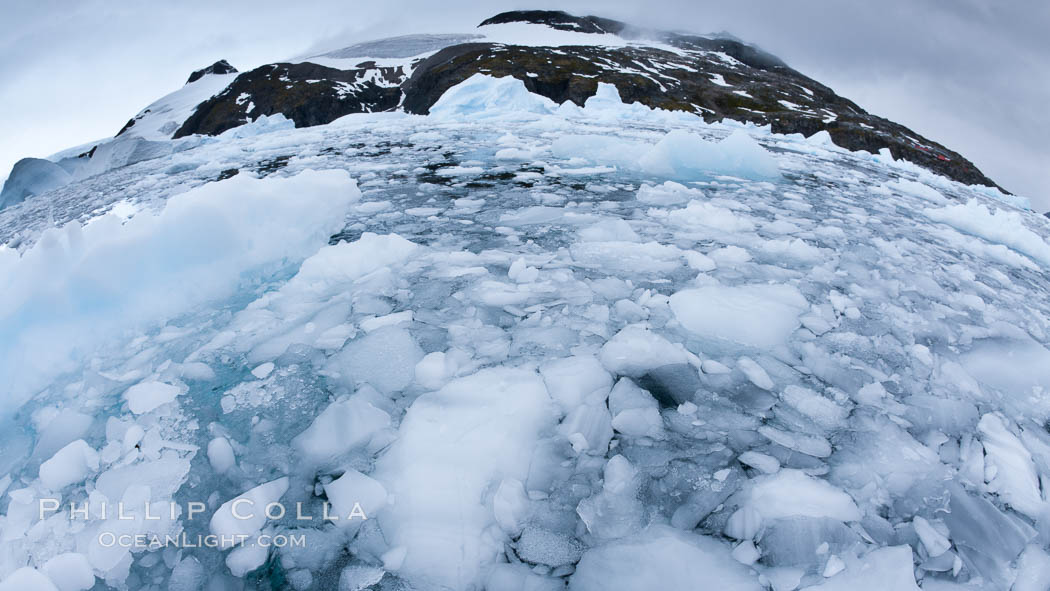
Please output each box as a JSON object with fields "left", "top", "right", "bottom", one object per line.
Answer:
{"left": 96, "top": 532, "right": 306, "bottom": 549}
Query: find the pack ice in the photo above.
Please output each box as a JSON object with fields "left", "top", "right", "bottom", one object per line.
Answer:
{"left": 1, "top": 70, "right": 1049, "bottom": 591}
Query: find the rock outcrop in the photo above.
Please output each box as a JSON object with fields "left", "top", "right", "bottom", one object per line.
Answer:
{"left": 186, "top": 59, "right": 238, "bottom": 84}
{"left": 169, "top": 10, "right": 1000, "bottom": 190}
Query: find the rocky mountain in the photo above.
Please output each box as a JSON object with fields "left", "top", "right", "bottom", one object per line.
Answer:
{"left": 0, "top": 10, "right": 1008, "bottom": 209}
{"left": 174, "top": 10, "right": 998, "bottom": 189}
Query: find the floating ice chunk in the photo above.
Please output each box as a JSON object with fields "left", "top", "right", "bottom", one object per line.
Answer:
{"left": 758, "top": 425, "right": 832, "bottom": 457}
{"left": 560, "top": 403, "right": 613, "bottom": 454}
{"left": 570, "top": 525, "right": 762, "bottom": 591}
{"left": 737, "top": 357, "right": 774, "bottom": 390}
{"left": 207, "top": 437, "right": 236, "bottom": 474}
{"left": 888, "top": 178, "right": 947, "bottom": 204}
{"left": 779, "top": 386, "right": 849, "bottom": 431}
{"left": 579, "top": 219, "right": 640, "bottom": 243}
{"left": 607, "top": 378, "right": 663, "bottom": 438}
{"left": 738, "top": 451, "right": 780, "bottom": 474}
{"left": 94, "top": 455, "right": 191, "bottom": 503}
{"left": 822, "top": 554, "right": 846, "bottom": 577}
{"left": 1014, "top": 545, "right": 1050, "bottom": 591}
{"left": 292, "top": 395, "right": 391, "bottom": 466}
{"left": 669, "top": 284, "right": 807, "bottom": 348}
{"left": 414, "top": 351, "right": 457, "bottom": 390}
{"left": 374, "top": 367, "right": 556, "bottom": 590}
{"left": 977, "top": 413, "right": 1045, "bottom": 519}
{"left": 30, "top": 409, "right": 92, "bottom": 464}
{"left": 804, "top": 545, "right": 920, "bottom": 591}
{"left": 724, "top": 506, "right": 763, "bottom": 540}
{"left": 912, "top": 516, "right": 950, "bottom": 557}
{"left": 40, "top": 553, "right": 94, "bottom": 591}
{"left": 636, "top": 181, "right": 703, "bottom": 206}
{"left": 324, "top": 469, "right": 387, "bottom": 527}
{"left": 0, "top": 157, "right": 72, "bottom": 209}
{"left": 38, "top": 439, "right": 99, "bottom": 490}
{"left": 732, "top": 540, "right": 760, "bottom": 565}
{"left": 671, "top": 466, "right": 743, "bottom": 530}
{"left": 485, "top": 563, "right": 564, "bottom": 591}
{"left": 226, "top": 541, "right": 269, "bottom": 577}
{"left": 540, "top": 355, "right": 613, "bottom": 412}
{"left": 250, "top": 362, "right": 274, "bottom": 379}
{"left": 925, "top": 199, "right": 1050, "bottom": 266}
{"left": 577, "top": 455, "right": 646, "bottom": 539}
{"left": 639, "top": 129, "right": 779, "bottom": 181}
{"left": 124, "top": 381, "right": 182, "bottom": 414}
{"left": 338, "top": 565, "right": 385, "bottom": 591}
{"left": 551, "top": 134, "right": 649, "bottom": 169}
{"left": 759, "top": 517, "right": 860, "bottom": 570}
{"left": 493, "top": 478, "right": 530, "bottom": 536}
{"left": 1, "top": 169, "right": 360, "bottom": 408}
{"left": 217, "top": 113, "right": 294, "bottom": 139}
{"left": 668, "top": 200, "right": 755, "bottom": 233}
{"left": 168, "top": 557, "right": 205, "bottom": 591}
{"left": 0, "top": 568, "right": 58, "bottom": 591}
{"left": 335, "top": 327, "right": 424, "bottom": 394}
{"left": 210, "top": 477, "right": 289, "bottom": 548}
{"left": 942, "top": 481, "right": 1035, "bottom": 585}
{"left": 599, "top": 326, "right": 689, "bottom": 377}
{"left": 708, "top": 245, "right": 752, "bottom": 266}
{"left": 429, "top": 74, "right": 557, "bottom": 118}
{"left": 735, "top": 469, "right": 860, "bottom": 522}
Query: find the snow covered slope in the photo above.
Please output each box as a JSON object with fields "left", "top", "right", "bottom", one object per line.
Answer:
{"left": 1, "top": 16, "right": 1049, "bottom": 591}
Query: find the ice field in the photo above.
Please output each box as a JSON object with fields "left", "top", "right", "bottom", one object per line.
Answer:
{"left": 2, "top": 75, "right": 1050, "bottom": 590}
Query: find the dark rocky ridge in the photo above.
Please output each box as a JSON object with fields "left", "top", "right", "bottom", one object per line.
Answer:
{"left": 186, "top": 59, "right": 238, "bottom": 84}
{"left": 170, "top": 10, "right": 1001, "bottom": 190}
{"left": 174, "top": 62, "right": 404, "bottom": 138}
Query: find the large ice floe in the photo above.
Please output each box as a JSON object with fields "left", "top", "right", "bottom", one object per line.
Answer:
{"left": 2, "top": 73, "right": 1050, "bottom": 591}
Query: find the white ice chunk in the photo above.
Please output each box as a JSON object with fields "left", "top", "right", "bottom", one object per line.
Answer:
{"left": 670, "top": 284, "right": 807, "bottom": 348}
{"left": 429, "top": 74, "right": 557, "bottom": 119}
{"left": 737, "top": 357, "right": 773, "bottom": 390}
{"left": 607, "top": 378, "right": 663, "bottom": 438}
{"left": 599, "top": 326, "right": 688, "bottom": 377}
{"left": 250, "top": 362, "right": 275, "bottom": 379}
{"left": 124, "top": 381, "right": 182, "bottom": 414}
{"left": 978, "top": 413, "right": 1045, "bottom": 519}
{"left": 0, "top": 568, "right": 58, "bottom": 591}
{"left": 39, "top": 439, "right": 99, "bottom": 490}
{"left": 734, "top": 469, "right": 861, "bottom": 522}
{"left": 639, "top": 129, "right": 779, "bottom": 181}
{"left": 336, "top": 327, "right": 424, "bottom": 394}
{"left": 374, "top": 367, "right": 556, "bottom": 590}
{"left": 738, "top": 451, "right": 780, "bottom": 474}
{"left": 209, "top": 477, "right": 290, "bottom": 548}
{"left": 539, "top": 355, "right": 613, "bottom": 412}
{"left": 207, "top": 437, "right": 236, "bottom": 474}
{"left": 570, "top": 525, "right": 762, "bottom": 590}
{"left": 40, "top": 553, "right": 94, "bottom": 591}
{"left": 493, "top": 478, "right": 530, "bottom": 536}
{"left": 636, "top": 181, "right": 703, "bottom": 206}
{"left": 1015, "top": 544, "right": 1050, "bottom": 591}
{"left": 925, "top": 199, "right": 1050, "bottom": 266}
{"left": 323, "top": 469, "right": 387, "bottom": 527}
{"left": 292, "top": 395, "right": 391, "bottom": 466}
{"left": 805, "top": 545, "right": 920, "bottom": 591}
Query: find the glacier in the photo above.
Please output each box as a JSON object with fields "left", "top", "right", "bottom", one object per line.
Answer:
{"left": 1, "top": 73, "right": 1050, "bottom": 591}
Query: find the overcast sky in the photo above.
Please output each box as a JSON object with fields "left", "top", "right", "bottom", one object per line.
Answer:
{"left": 2, "top": 0, "right": 1047, "bottom": 209}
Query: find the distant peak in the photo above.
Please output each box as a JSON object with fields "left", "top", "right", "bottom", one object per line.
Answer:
{"left": 478, "top": 10, "right": 627, "bottom": 35}
{"left": 186, "top": 59, "right": 238, "bottom": 84}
